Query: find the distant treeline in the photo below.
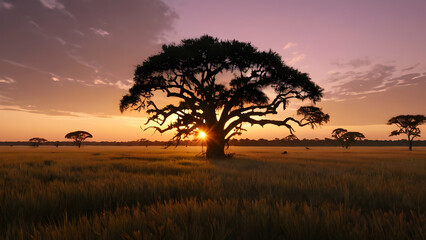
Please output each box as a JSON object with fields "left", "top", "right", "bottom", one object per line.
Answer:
{"left": 1, "top": 138, "right": 426, "bottom": 147}
{"left": 228, "top": 138, "right": 426, "bottom": 147}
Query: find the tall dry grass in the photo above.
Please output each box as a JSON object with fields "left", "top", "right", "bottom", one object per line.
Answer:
{"left": 0, "top": 146, "right": 424, "bottom": 239}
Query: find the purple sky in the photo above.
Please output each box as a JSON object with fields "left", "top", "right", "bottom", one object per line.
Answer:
{"left": 0, "top": 0, "right": 425, "bottom": 141}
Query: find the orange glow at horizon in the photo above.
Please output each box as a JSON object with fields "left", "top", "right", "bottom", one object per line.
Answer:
{"left": 1, "top": 110, "right": 425, "bottom": 142}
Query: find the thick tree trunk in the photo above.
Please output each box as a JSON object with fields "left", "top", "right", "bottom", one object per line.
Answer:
{"left": 409, "top": 140, "right": 412, "bottom": 151}
{"left": 77, "top": 141, "right": 81, "bottom": 148}
{"left": 204, "top": 113, "right": 227, "bottom": 159}
{"left": 206, "top": 139, "right": 226, "bottom": 159}
{"left": 205, "top": 127, "right": 226, "bottom": 159}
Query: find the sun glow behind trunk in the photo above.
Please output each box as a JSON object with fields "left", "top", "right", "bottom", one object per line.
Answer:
{"left": 199, "top": 131, "right": 207, "bottom": 139}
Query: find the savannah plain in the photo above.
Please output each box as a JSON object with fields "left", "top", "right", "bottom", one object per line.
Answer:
{"left": 0, "top": 146, "right": 424, "bottom": 239}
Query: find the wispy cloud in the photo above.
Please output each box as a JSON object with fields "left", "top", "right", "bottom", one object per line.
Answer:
{"left": 1, "top": 0, "right": 176, "bottom": 117}
{"left": 1, "top": 59, "right": 44, "bottom": 72}
{"left": 38, "top": 0, "right": 75, "bottom": 19}
{"left": 2, "top": 58, "right": 138, "bottom": 94}
{"left": 1, "top": 59, "right": 61, "bottom": 80}
{"left": 287, "top": 52, "right": 306, "bottom": 65}
{"left": 94, "top": 79, "right": 107, "bottom": 85}
{"left": 1, "top": 1, "right": 14, "bottom": 9}
{"left": 49, "top": 109, "right": 109, "bottom": 118}
{"left": 0, "top": 94, "right": 13, "bottom": 103}
{"left": 74, "top": 30, "right": 85, "bottom": 36}
{"left": 92, "top": 79, "right": 132, "bottom": 90}
{"left": 67, "top": 53, "right": 100, "bottom": 73}
{"left": 346, "top": 58, "right": 371, "bottom": 68}
{"left": 333, "top": 57, "right": 371, "bottom": 69}
{"left": 39, "top": 0, "right": 64, "bottom": 10}
{"left": 1, "top": 59, "right": 76, "bottom": 84}
{"left": 90, "top": 28, "right": 110, "bottom": 37}
{"left": 0, "top": 104, "right": 123, "bottom": 119}
{"left": 324, "top": 62, "right": 426, "bottom": 100}
{"left": 401, "top": 63, "right": 419, "bottom": 72}
{"left": 0, "top": 105, "right": 42, "bottom": 114}
{"left": 55, "top": 37, "right": 66, "bottom": 45}
{"left": 115, "top": 80, "right": 133, "bottom": 90}
{"left": 283, "top": 42, "right": 297, "bottom": 50}
{"left": 28, "top": 20, "right": 42, "bottom": 30}
{"left": 0, "top": 76, "right": 15, "bottom": 84}
{"left": 282, "top": 42, "right": 306, "bottom": 66}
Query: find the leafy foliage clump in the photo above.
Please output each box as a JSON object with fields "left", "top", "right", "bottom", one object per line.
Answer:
{"left": 332, "top": 128, "right": 365, "bottom": 149}
{"left": 65, "top": 131, "right": 93, "bottom": 148}
{"left": 387, "top": 114, "right": 425, "bottom": 150}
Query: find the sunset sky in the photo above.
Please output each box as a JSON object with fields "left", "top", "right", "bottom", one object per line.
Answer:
{"left": 1, "top": 0, "right": 425, "bottom": 141}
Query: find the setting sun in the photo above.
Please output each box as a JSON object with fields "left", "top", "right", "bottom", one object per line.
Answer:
{"left": 198, "top": 131, "right": 207, "bottom": 139}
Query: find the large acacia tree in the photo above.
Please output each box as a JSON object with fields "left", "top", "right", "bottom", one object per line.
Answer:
{"left": 120, "top": 36, "right": 329, "bottom": 158}
{"left": 388, "top": 115, "right": 425, "bottom": 151}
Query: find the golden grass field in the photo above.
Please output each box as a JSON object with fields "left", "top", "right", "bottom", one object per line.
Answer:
{"left": 0, "top": 146, "right": 425, "bottom": 239}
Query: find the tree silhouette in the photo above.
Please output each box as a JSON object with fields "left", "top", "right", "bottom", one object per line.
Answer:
{"left": 29, "top": 137, "right": 47, "bottom": 147}
{"left": 283, "top": 134, "right": 299, "bottom": 141}
{"left": 332, "top": 129, "right": 365, "bottom": 149}
{"left": 331, "top": 128, "right": 348, "bottom": 148}
{"left": 387, "top": 115, "right": 425, "bottom": 151}
{"left": 65, "top": 131, "right": 93, "bottom": 148}
{"left": 341, "top": 132, "right": 365, "bottom": 149}
{"left": 120, "top": 35, "right": 329, "bottom": 159}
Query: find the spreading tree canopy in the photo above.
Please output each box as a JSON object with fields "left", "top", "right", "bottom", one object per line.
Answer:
{"left": 65, "top": 131, "right": 93, "bottom": 148}
{"left": 120, "top": 35, "right": 329, "bottom": 158}
{"left": 331, "top": 128, "right": 348, "bottom": 148}
{"left": 341, "top": 132, "right": 365, "bottom": 149}
{"left": 387, "top": 115, "right": 425, "bottom": 151}
{"left": 331, "top": 128, "right": 365, "bottom": 149}
{"left": 29, "top": 137, "right": 47, "bottom": 147}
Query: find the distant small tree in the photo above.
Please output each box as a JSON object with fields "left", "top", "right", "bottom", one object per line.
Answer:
{"left": 331, "top": 128, "right": 348, "bottom": 148}
{"left": 332, "top": 129, "right": 365, "bottom": 149}
{"left": 29, "top": 137, "right": 47, "bottom": 147}
{"left": 283, "top": 134, "right": 299, "bottom": 141}
{"left": 341, "top": 132, "right": 365, "bottom": 149}
{"left": 137, "top": 138, "right": 150, "bottom": 147}
{"left": 387, "top": 115, "right": 426, "bottom": 151}
{"left": 65, "top": 131, "right": 93, "bottom": 148}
